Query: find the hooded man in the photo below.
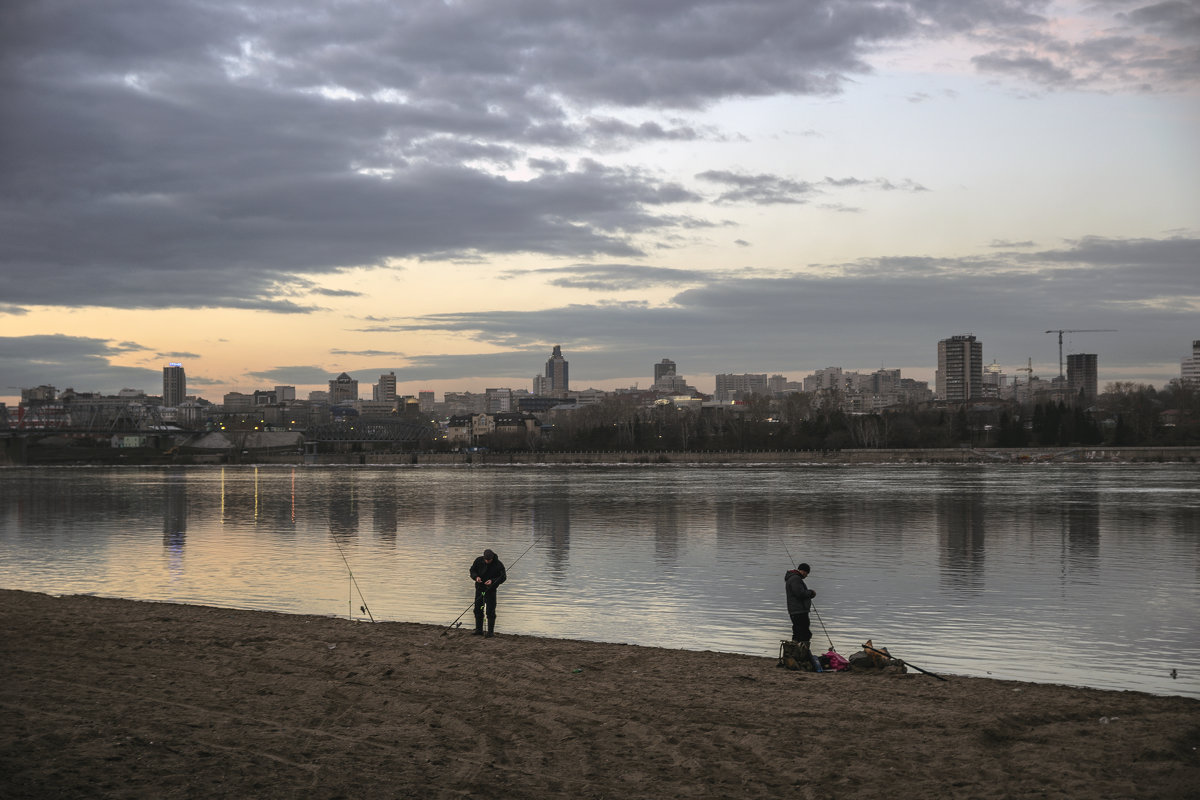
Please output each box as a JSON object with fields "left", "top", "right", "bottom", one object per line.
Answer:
{"left": 469, "top": 548, "right": 507, "bottom": 637}
{"left": 785, "top": 562, "right": 816, "bottom": 644}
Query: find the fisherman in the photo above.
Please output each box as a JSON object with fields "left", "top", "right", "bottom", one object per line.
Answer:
{"left": 785, "top": 562, "right": 816, "bottom": 644}
{"left": 470, "top": 548, "right": 507, "bottom": 637}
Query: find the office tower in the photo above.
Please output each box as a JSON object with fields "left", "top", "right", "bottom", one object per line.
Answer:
{"left": 1066, "top": 353, "right": 1098, "bottom": 404}
{"left": 163, "top": 363, "right": 186, "bottom": 407}
{"left": 374, "top": 372, "right": 397, "bottom": 402}
{"left": 418, "top": 390, "right": 435, "bottom": 412}
{"left": 544, "top": 345, "right": 569, "bottom": 396}
{"left": 1183, "top": 340, "right": 1200, "bottom": 386}
{"left": 329, "top": 372, "right": 359, "bottom": 404}
{"left": 275, "top": 385, "right": 296, "bottom": 403}
{"left": 936, "top": 335, "right": 982, "bottom": 402}
{"left": 654, "top": 358, "right": 677, "bottom": 384}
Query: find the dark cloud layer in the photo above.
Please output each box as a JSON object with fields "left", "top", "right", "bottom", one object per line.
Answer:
{"left": 5, "top": 0, "right": 1180, "bottom": 313}
{"left": 353, "top": 235, "right": 1198, "bottom": 387}
{"left": 4, "top": 235, "right": 1193, "bottom": 394}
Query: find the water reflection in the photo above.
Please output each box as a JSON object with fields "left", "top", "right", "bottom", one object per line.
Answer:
{"left": 937, "top": 490, "right": 986, "bottom": 592}
{"left": 1063, "top": 491, "right": 1100, "bottom": 579}
{"left": 0, "top": 463, "right": 1197, "bottom": 699}
{"left": 535, "top": 494, "right": 571, "bottom": 579}
{"left": 325, "top": 470, "right": 359, "bottom": 540}
{"left": 162, "top": 472, "right": 187, "bottom": 578}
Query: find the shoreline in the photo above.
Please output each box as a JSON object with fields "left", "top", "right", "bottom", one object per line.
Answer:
{"left": 2, "top": 590, "right": 1197, "bottom": 799}
{"left": 4, "top": 444, "right": 1200, "bottom": 467}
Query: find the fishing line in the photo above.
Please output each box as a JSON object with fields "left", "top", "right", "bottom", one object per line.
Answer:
{"left": 330, "top": 531, "right": 376, "bottom": 623}
{"left": 810, "top": 602, "right": 836, "bottom": 651}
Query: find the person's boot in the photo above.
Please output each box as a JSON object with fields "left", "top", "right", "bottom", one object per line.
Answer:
{"left": 485, "top": 620, "right": 495, "bottom": 638}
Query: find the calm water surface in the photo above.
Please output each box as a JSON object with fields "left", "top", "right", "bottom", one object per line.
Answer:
{"left": 1, "top": 463, "right": 1197, "bottom": 698}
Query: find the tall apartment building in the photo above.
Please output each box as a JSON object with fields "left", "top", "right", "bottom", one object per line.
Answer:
{"left": 1066, "top": 353, "right": 1098, "bottom": 404}
{"left": 803, "top": 367, "right": 845, "bottom": 394}
{"left": 1182, "top": 340, "right": 1200, "bottom": 386}
{"left": 714, "top": 373, "right": 767, "bottom": 403}
{"left": 418, "top": 390, "right": 435, "bottom": 412}
{"left": 654, "top": 358, "right": 677, "bottom": 384}
{"left": 373, "top": 372, "right": 397, "bottom": 402}
{"left": 328, "top": 372, "right": 359, "bottom": 404}
{"left": 936, "top": 335, "right": 983, "bottom": 403}
{"left": 981, "top": 362, "right": 1007, "bottom": 399}
{"left": 543, "top": 345, "right": 569, "bottom": 396}
{"left": 163, "top": 363, "right": 186, "bottom": 407}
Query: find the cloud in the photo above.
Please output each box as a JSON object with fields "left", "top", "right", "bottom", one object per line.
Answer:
{"left": 500, "top": 264, "right": 715, "bottom": 292}
{"left": 968, "top": 1, "right": 1200, "bottom": 91}
{"left": 4, "top": 234, "right": 1194, "bottom": 394}
{"left": 246, "top": 366, "right": 338, "bottom": 385}
{"left": 696, "top": 171, "right": 818, "bottom": 204}
{"left": 6, "top": 0, "right": 1155, "bottom": 314}
{"left": 365, "top": 234, "right": 1198, "bottom": 382}
{"left": 0, "top": 335, "right": 160, "bottom": 393}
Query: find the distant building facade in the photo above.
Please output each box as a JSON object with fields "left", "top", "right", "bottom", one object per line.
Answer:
{"left": 542, "top": 345, "right": 569, "bottom": 396}
{"left": 714, "top": 373, "right": 767, "bottom": 403}
{"left": 654, "top": 358, "right": 677, "bottom": 385}
{"left": 373, "top": 372, "right": 397, "bottom": 402}
{"left": 936, "top": 335, "right": 983, "bottom": 403}
{"left": 329, "top": 372, "right": 359, "bottom": 404}
{"left": 1182, "top": 340, "right": 1200, "bottom": 386}
{"left": 1067, "top": 353, "right": 1098, "bottom": 405}
{"left": 163, "top": 363, "right": 186, "bottom": 407}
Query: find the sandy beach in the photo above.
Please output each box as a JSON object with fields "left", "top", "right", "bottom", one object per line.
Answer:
{"left": 1, "top": 589, "right": 1196, "bottom": 799}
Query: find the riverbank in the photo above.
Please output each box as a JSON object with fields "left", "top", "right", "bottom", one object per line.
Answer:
{"left": 2, "top": 590, "right": 1196, "bottom": 799}
{"left": 5, "top": 437, "right": 1200, "bottom": 466}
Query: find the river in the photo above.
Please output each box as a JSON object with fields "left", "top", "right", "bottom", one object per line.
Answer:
{"left": 1, "top": 463, "right": 1196, "bottom": 698}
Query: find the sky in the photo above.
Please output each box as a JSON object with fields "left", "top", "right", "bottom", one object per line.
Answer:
{"left": 1, "top": 0, "right": 1197, "bottom": 406}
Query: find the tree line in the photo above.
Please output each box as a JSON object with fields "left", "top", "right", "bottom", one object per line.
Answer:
{"left": 476, "top": 380, "right": 1200, "bottom": 451}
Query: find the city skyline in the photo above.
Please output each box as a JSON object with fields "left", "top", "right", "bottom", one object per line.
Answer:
{"left": 2, "top": 1, "right": 1197, "bottom": 406}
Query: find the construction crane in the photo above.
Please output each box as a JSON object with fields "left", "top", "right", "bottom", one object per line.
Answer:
{"left": 1044, "top": 329, "right": 1117, "bottom": 378}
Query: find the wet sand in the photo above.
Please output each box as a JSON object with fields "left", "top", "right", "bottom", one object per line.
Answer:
{"left": 1, "top": 589, "right": 1196, "bottom": 799}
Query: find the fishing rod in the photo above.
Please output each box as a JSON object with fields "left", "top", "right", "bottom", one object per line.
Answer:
{"left": 440, "top": 524, "right": 552, "bottom": 636}
{"left": 330, "top": 531, "right": 376, "bottom": 623}
{"left": 863, "top": 643, "right": 947, "bottom": 681}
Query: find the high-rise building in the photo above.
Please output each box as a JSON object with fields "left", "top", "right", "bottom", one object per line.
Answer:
{"left": 163, "top": 363, "right": 186, "bottom": 407}
{"left": 544, "top": 345, "right": 569, "bottom": 396}
{"left": 981, "top": 362, "right": 1007, "bottom": 399}
{"left": 1182, "top": 340, "right": 1200, "bottom": 386}
{"left": 374, "top": 372, "right": 397, "bottom": 402}
{"left": 936, "top": 335, "right": 983, "bottom": 403}
{"left": 1066, "top": 353, "right": 1098, "bottom": 404}
{"left": 654, "top": 358, "right": 677, "bottom": 385}
{"left": 329, "top": 372, "right": 359, "bottom": 404}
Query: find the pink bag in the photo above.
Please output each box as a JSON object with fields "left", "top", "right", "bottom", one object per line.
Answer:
{"left": 823, "top": 650, "right": 850, "bottom": 671}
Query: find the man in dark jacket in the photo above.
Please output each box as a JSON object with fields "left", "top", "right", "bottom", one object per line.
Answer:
{"left": 785, "top": 562, "right": 816, "bottom": 644}
{"left": 470, "top": 548, "right": 507, "bottom": 637}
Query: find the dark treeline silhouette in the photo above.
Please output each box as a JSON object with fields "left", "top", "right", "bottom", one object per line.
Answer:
{"left": 476, "top": 380, "right": 1200, "bottom": 451}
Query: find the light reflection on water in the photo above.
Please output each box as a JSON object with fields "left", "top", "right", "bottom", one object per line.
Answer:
{"left": 1, "top": 463, "right": 1197, "bottom": 698}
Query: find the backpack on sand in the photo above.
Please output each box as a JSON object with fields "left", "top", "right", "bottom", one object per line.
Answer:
{"left": 777, "top": 640, "right": 816, "bottom": 671}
